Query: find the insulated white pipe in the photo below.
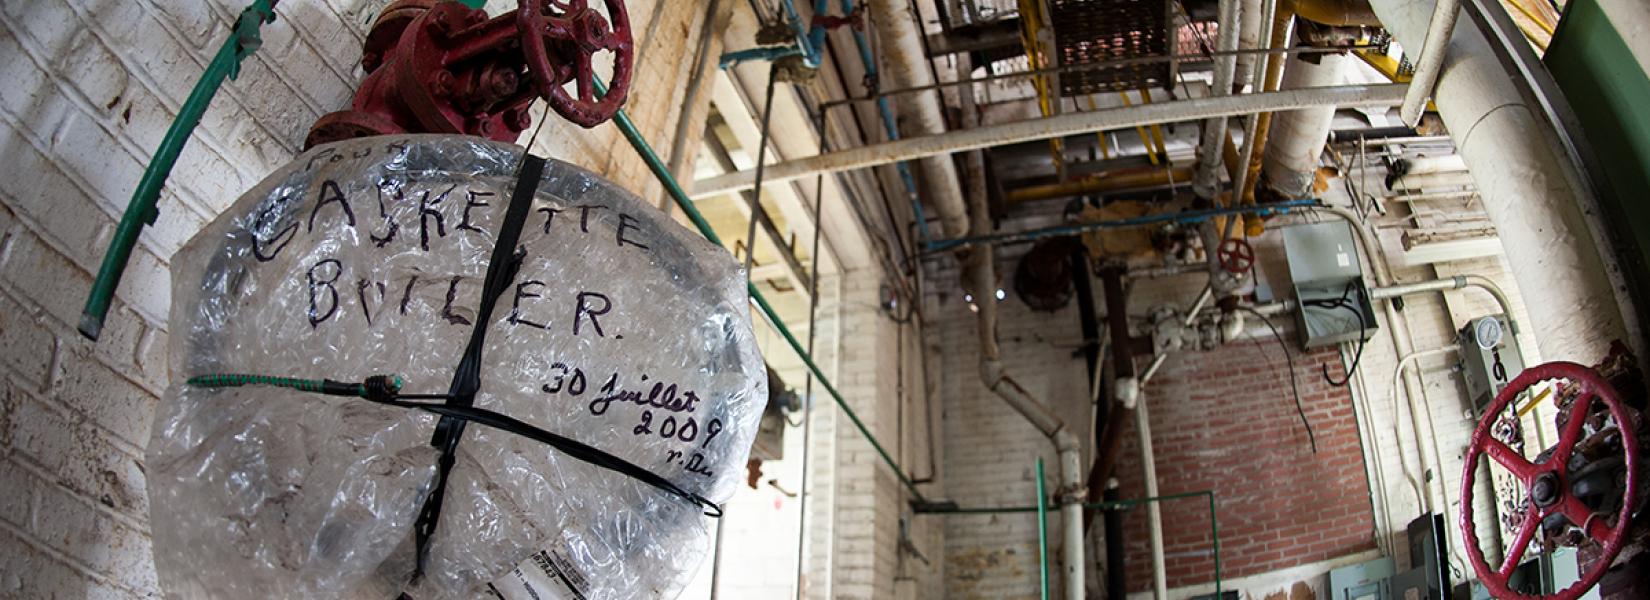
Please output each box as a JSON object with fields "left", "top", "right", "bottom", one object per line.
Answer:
{"left": 1399, "top": 0, "right": 1461, "bottom": 125}
{"left": 1260, "top": 52, "right": 1349, "bottom": 197}
{"left": 690, "top": 84, "right": 1409, "bottom": 198}
{"left": 1234, "top": 0, "right": 1267, "bottom": 92}
{"left": 1193, "top": 0, "right": 1246, "bottom": 200}
{"left": 1365, "top": 0, "right": 1629, "bottom": 365}
{"left": 1134, "top": 390, "right": 1169, "bottom": 600}
{"left": 867, "top": 0, "right": 969, "bottom": 238}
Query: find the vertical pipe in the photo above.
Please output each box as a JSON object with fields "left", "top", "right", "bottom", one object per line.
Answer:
{"left": 1135, "top": 391, "right": 1169, "bottom": 599}
{"left": 1193, "top": 0, "right": 1245, "bottom": 201}
{"left": 1103, "top": 481, "right": 1126, "bottom": 600}
{"left": 1038, "top": 457, "right": 1051, "bottom": 600}
{"left": 1399, "top": 0, "right": 1460, "bottom": 126}
{"left": 1259, "top": 51, "right": 1350, "bottom": 198}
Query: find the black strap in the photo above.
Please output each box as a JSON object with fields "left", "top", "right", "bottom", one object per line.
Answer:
{"left": 412, "top": 154, "right": 546, "bottom": 580}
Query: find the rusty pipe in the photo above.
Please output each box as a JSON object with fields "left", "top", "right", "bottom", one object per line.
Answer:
{"left": 1003, "top": 165, "right": 1196, "bottom": 203}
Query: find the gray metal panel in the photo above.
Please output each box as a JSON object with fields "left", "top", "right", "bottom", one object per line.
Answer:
{"left": 1284, "top": 221, "right": 1366, "bottom": 288}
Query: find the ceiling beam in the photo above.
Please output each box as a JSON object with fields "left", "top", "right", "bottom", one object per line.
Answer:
{"left": 702, "top": 134, "right": 814, "bottom": 301}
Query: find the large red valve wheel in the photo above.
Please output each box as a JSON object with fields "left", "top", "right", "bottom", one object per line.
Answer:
{"left": 517, "top": 0, "right": 633, "bottom": 128}
{"left": 1460, "top": 361, "right": 1639, "bottom": 600}
{"left": 1216, "top": 238, "right": 1254, "bottom": 274}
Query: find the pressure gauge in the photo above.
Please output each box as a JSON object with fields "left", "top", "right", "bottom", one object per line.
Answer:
{"left": 1474, "top": 316, "right": 1503, "bottom": 350}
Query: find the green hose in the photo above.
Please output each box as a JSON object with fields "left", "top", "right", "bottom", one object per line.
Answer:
{"left": 594, "top": 77, "right": 928, "bottom": 503}
{"left": 79, "top": 0, "right": 278, "bottom": 341}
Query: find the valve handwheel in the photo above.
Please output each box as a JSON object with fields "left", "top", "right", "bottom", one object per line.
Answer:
{"left": 1460, "top": 361, "right": 1639, "bottom": 600}
{"left": 1216, "top": 238, "right": 1254, "bottom": 274}
{"left": 518, "top": 0, "right": 633, "bottom": 128}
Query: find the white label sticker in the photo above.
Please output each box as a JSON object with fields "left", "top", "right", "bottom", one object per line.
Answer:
{"left": 1336, "top": 252, "right": 1350, "bottom": 267}
{"left": 486, "top": 545, "right": 592, "bottom": 600}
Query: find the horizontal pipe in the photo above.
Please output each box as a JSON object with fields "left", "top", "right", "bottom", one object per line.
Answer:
{"left": 931, "top": 198, "right": 1320, "bottom": 252}
{"left": 1004, "top": 165, "right": 1195, "bottom": 203}
{"left": 915, "top": 489, "right": 1217, "bottom": 513}
{"left": 822, "top": 45, "right": 1380, "bottom": 111}
{"left": 691, "top": 84, "right": 1410, "bottom": 199}
{"left": 1369, "top": 274, "right": 1519, "bottom": 334}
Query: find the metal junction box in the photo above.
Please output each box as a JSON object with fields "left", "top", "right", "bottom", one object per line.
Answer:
{"left": 1458, "top": 314, "right": 1524, "bottom": 410}
{"left": 1284, "top": 222, "right": 1379, "bottom": 349}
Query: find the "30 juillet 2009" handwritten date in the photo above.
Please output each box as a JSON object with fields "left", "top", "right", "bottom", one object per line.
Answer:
{"left": 540, "top": 362, "right": 723, "bottom": 478}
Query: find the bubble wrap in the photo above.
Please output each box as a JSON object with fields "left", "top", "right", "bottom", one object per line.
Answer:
{"left": 147, "top": 136, "right": 766, "bottom": 599}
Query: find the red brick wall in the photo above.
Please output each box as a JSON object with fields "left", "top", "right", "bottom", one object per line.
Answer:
{"left": 1112, "top": 341, "right": 1375, "bottom": 591}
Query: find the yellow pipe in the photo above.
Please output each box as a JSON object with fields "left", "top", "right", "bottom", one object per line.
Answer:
{"left": 1119, "top": 91, "right": 1162, "bottom": 166}
{"left": 1234, "top": 0, "right": 1381, "bottom": 236}
{"left": 1290, "top": 0, "right": 1379, "bottom": 27}
{"left": 1017, "top": 0, "right": 1066, "bottom": 174}
{"left": 1085, "top": 95, "right": 1113, "bottom": 160}
{"left": 1139, "top": 86, "right": 1169, "bottom": 162}
{"left": 1004, "top": 165, "right": 1196, "bottom": 203}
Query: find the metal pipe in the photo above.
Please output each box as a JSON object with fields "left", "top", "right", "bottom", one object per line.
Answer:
{"left": 595, "top": 77, "right": 930, "bottom": 503}
{"left": 1037, "top": 456, "right": 1051, "bottom": 600}
{"left": 930, "top": 198, "right": 1321, "bottom": 252}
{"left": 1260, "top": 51, "right": 1350, "bottom": 198}
{"left": 1135, "top": 388, "right": 1169, "bottom": 599}
{"left": 915, "top": 490, "right": 1224, "bottom": 599}
{"left": 820, "top": 44, "right": 1377, "bottom": 111}
{"left": 1235, "top": 4, "right": 1297, "bottom": 233}
{"left": 1369, "top": 274, "right": 1520, "bottom": 334}
{"left": 80, "top": 0, "right": 278, "bottom": 340}
{"left": 868, "top": 0, "right": 969, "bottom": 238}
{"left": 1390, "top": 345, "right": 1478, "bottom": 573}
{"left": 1367, "top": 0, "right": 1633, "bottom": 366}
{"left": 967, "top": 130, "right": 1087, "bottom": 600}
{"left": 1004, "top": 165, "right": 1196, "bottom": 203}
{"left": 1193, "top": 0, "right": 1246, "bottom": 200}
{"left": 690, "top": 84, "right": 1409, "bottom": 199}
{"left": 1399, "top": 0, "right": 1459, "bottom": 125}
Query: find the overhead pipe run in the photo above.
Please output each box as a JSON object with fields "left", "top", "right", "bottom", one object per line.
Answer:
{"left": 690, "top": 84, "right": 1408, "bottom": 199}
{"left": 1364, "top": 0, "right": 1630, "bottom": 365}
{"left": 1259, "top": 51, "right": 1350, "bottom": 198}
{"left": 969, "top": 228, "right": 1087, "bottom": 600}
{"left": 1192, "top": 0, "right": 1246, "bottom": 201}
{"left": 868, "top": 0, "right": 969, "bottom": 239}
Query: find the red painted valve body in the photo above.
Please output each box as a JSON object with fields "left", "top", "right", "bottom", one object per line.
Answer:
{"left": 307, "top": 0, "right": 632, "bottom": 149}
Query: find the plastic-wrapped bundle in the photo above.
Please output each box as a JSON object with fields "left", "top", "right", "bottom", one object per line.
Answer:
{"left": 148, "top": 136, "right": 766, "bottom": 599}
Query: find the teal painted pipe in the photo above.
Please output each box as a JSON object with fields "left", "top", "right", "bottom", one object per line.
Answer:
{"left": 1036, "top": 456, "right": 1050, "bottom": 600}
{"left": 917, "top": 490, "right": 1222, "bottom": 597}
{"left": 79, "top": 0, "right": 277, "bottom": 340}
{"left": 595, "top": 77, "right": 928, "bottom": 503}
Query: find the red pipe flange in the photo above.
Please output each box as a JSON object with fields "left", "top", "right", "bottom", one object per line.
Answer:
{"left": 1460, "top": 361, "right": 1639, "bottom": 600}
{"left": 517, "top": 0, "right": 633, "bottom": 128}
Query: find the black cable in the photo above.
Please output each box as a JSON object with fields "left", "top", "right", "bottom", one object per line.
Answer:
{"left": 1237, "top": 306, "right": 1318, "bottom": 453}
{"left": 1304, "top": 280, "right": 1368, "bottom": 387}
{"left": 189, "top": 374, "right": 723, "bottom": 517}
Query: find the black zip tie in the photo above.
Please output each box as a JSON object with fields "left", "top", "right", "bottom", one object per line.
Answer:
{"left": 412, "top": 153, "right": 545, "bottom": 582}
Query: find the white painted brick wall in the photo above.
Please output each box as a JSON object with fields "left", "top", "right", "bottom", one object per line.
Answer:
{"left": 0, "top": 1, "right": 723, "bottom": 596}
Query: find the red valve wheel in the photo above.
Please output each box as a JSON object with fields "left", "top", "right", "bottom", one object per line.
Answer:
{"left": 1216, "top": 238, "right": 1254, "bottom": 274}
{"left": 517, "top": 0, "right": 633, "bottom": 128}
{"left": 1460, "top": 361, "right": 1639, "bottom": 600}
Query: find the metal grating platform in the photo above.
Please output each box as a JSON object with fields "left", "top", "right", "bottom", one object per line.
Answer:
{"left": 1051, "top": 0, "right": 1172, "bottom": 95}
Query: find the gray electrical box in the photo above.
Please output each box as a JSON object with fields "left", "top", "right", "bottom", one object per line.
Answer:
{"left": 1284, "top": 222, "right": 1378, "bottom": 348}
{"left": 1328, "top": 557, "right": 1393, "bottom": 600}
{"left": 1458, "top": 315, "right": 1524, "bottom": 410}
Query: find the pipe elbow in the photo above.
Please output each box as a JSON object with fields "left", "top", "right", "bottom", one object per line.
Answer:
{"left": 980, "top": 359, "right": 1006, "bottom": 389}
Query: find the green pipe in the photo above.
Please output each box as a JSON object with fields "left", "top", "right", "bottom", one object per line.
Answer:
{"left": 1036, "top": 457, "right": 1049, "bottom": 600}
{"left": 595, "top": 78, "right": 928, "bottom": 503}
{"left": 79, "top": 0, "right": 278, "bottom": 340}
{"left": 918, "top": 490, "right": 1221, "bottom": 598}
